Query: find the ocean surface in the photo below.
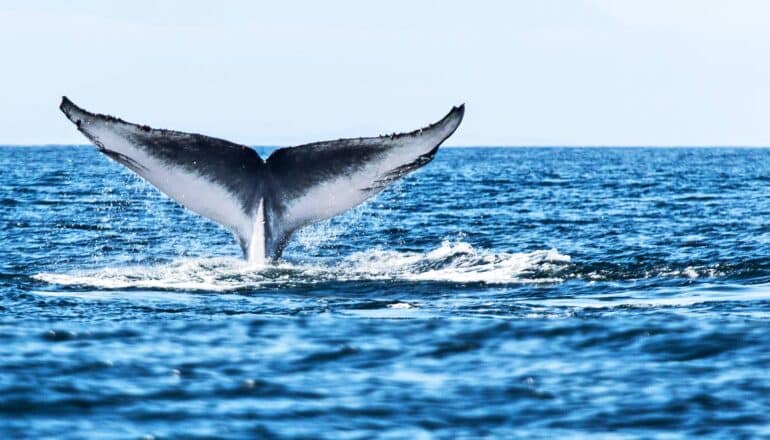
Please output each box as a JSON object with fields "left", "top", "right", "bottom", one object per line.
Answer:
{"left": 2, "top": 146, "right": 770, "bottom": 439}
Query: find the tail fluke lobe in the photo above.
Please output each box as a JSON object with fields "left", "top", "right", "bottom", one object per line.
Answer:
{"left": 59, "top": 96, "right": 267, "bottom": 259}
{"left": 263, "top": 105, "right": 465, "bottom": 254}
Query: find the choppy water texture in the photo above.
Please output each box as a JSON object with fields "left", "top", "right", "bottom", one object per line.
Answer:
{"left": 2, "top": 146, "right": 770, "bottom": 438}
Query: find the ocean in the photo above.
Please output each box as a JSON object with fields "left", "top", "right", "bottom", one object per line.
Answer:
{"left": 2, "top": 146, "right": 770, "bottom": 438}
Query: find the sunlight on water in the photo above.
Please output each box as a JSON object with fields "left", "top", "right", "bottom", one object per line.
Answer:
{"left": 531, "top": 285, "right": 770, "bottom": 308}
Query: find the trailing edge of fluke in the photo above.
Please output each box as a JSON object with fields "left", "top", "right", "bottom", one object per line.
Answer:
{"left": 59, "top": 97, "right": 465, "bottom": 264}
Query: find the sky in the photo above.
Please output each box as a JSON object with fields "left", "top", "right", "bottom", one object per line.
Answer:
{"left": 2, "top": 0, "right": 770, "bottom": 146}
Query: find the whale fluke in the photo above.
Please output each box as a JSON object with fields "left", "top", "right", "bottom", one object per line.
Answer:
{"left": 59, "top": 97, "right": 464, "bottom": 263}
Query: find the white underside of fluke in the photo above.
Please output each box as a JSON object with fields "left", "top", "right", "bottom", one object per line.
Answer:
{"left": 248, "top": 198, "right": 266, "bottom": 266}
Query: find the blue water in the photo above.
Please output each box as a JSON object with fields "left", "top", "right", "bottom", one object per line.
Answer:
{"left": 2, "top": 146, "right": 770, "bottom": 438}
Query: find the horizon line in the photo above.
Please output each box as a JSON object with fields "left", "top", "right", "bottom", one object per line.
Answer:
{"left": 3, "top": 144, "right": 770, "bottom": 149}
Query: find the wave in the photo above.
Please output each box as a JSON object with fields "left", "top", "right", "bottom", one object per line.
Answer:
{"left": 33, "top": 240, "right": 762, "bottom": 294}
{"left": 32, "top": 241, "right": 572, "bottom": 292}
{"left": 532, "top": 285, "right": 770, "bottom": 309}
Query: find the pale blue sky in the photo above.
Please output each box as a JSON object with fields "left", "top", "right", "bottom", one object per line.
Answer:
{"left": 2, "top": 1, "right": 770, "bottom": 146}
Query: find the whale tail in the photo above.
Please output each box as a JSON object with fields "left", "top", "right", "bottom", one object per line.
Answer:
{"left": 59, "top": 97, "right": 464, "bottom": 262}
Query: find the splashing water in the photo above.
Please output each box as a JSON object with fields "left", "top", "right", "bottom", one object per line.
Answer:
{"left": 33, "top": 241, "right": 572, "bottom": 292}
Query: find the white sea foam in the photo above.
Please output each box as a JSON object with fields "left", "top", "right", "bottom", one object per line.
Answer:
{"left": 33, "top": 241, "right": 572, "bottom": 292}
{"left": 339, "top": 242, "right": 570, "bottom": 284}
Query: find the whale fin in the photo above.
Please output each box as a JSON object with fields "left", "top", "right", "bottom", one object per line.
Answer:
{"left": 60, "top": 97, "right": 464, "bottom": 261}
{"left": 263, "top": 104, "right": 464, "bottom": 256}
{"left": 59, "top": 97, "right": 266, "bottom": 256}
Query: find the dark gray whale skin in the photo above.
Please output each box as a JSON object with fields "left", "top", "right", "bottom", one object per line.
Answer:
{"left": 59, "top": 97, "right": 464, "bottom": 260}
